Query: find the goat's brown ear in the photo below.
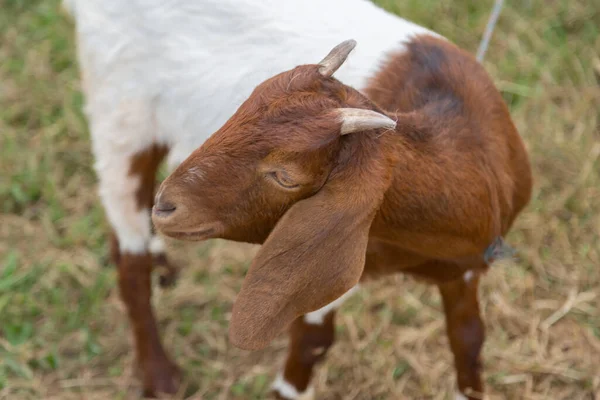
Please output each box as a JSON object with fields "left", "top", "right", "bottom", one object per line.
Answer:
{"left": 229, "top": 164, "right": 384, "bottom": 350}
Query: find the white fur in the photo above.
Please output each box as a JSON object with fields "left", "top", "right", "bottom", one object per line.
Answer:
{"left": 455, "top": 392, "right": 468, "bottom": 400}
{"left": 272, "top": 374, "right": 315, "bottom": 400}
{"left": 96, "top": 155, "right": 150, "bottom": 254}
{"left": 90, "top": 99, "right": 156, "bottom": 254}
{"left": 463, "top": 270, "right": 474, "bottom": 282}
{"left": 304, "top": 285, "right": 359, "bottom": 325}
{"left": 66, "top": 0, "right": 438, "bottom": 257}
{"left": 149, "top": 236, "right": 165, "bottom": 254}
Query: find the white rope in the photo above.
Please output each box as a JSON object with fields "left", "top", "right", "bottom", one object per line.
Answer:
{"left": 476, "top": 0, "right": 505, "bottom": 62}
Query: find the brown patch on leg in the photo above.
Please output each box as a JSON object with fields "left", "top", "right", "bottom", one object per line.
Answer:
{"left": 274, "top": 311, "right": 336, "bottom": 398}
{"left": 438, "top": 273, "right": 485, "bottom": 400}
{"left": 118, "top": 252, "right": 181, "bottom": 397}
{"left": 129, "top": 144, "right": 179, "bottom": 287}
{"left": 129, "top": 144, "right": 168, "bottom": 210}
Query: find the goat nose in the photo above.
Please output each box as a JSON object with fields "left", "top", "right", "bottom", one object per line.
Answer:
{"left": 153, "top": 199, "right": 176, "bottom": 218}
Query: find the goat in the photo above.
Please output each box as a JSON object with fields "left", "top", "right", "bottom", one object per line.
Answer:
{"left": 64, "top": 0, "right": 442, "bottom": 396}
{"left": 152, "top": 38, "right": 533, "bottom": 399}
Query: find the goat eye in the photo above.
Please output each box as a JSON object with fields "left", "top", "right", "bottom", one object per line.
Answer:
{"left": 269, "top": 171, "right": 300, "bottom": 190}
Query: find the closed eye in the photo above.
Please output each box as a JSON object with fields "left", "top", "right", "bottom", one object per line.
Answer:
{"left": 268, "top": 171, "right": 300, "bottom": 190}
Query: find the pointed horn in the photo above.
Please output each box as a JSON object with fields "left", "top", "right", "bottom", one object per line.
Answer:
{"left": 336, "top": 108, "right": 397, "bottom": 135}
{"left": 318, "top": 39, "right": 357, "bottom": 77}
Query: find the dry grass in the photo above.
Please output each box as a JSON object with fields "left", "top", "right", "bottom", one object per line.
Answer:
{"left": 1, "top": 0, "right": 599, "bottom": 399}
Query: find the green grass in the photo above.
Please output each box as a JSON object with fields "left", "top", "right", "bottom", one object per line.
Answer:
{"left": 1, "top": 0, "right": 599, "bottom": 398}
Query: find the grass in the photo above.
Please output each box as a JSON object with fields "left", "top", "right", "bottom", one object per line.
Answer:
{"left": 0, "top": 0, "right": 599, "bottom": 398}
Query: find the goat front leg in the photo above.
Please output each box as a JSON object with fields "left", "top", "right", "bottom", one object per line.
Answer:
{"left": 96, "top": 141, "right": 180, "bottom": 397}
{"left": 271, "top": 286, "right": 359, "bottom": 400}
{"left": 438, "top": 271, "right": 485, "bottom": 400}
{"left": 271, "top": 313, "right": 333, "bottom": 400}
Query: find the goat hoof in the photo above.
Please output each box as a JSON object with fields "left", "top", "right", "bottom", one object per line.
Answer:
{"left": 140, "top": 359, "right": 182, "bottom": 398}
{"left": 153, "top": 253, "right": 179, "bottom": 288}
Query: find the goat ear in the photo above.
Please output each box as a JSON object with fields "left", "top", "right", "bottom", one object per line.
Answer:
{"left": 229, "top": 160, "right": 385, "bottom": 350}
{"left": 318, "top": 39, "right": 357, "bottom": 77}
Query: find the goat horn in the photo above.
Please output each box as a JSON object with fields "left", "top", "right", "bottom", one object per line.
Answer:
{"left": 318, "top": 39, "right": 357, "bottom": 77}
{"left": 336, "top": 108, "right": 397, "bottom": 135}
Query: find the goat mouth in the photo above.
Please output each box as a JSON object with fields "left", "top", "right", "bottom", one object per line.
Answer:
{"left": 161, "top": 226, "right": 217, "bottom": 241}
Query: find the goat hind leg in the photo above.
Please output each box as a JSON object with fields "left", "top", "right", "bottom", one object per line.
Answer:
{"left": 271, "top": 312, "right": 335, "bottom": 400}
{"left": 438, "top": 272, "right": 485, "bottom": 400}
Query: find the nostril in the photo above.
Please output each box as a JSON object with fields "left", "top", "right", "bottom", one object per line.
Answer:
{"left": 153, "top": 201, "right": 176, "bottom": 217}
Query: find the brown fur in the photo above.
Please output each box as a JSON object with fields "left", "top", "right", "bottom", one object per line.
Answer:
{"left": 130, "top": 144, "right": 169, "bottom": 211}
{"left": 153, "top": 35, "right": 532, "bottom": 398}
{"left": 117, "top": 253, "right": 181, "bottom": 397}
{"left": 439, "top": 273, "right": 485, "bottom": 398}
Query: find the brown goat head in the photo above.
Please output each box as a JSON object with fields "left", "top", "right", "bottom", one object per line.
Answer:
{"left": 152, "top": 40, "right": 398, "bottom": 350}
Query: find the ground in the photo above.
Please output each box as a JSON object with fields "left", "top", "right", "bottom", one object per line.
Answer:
{"left": 0, "top": 0, "right": 599, "bottom": 399}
